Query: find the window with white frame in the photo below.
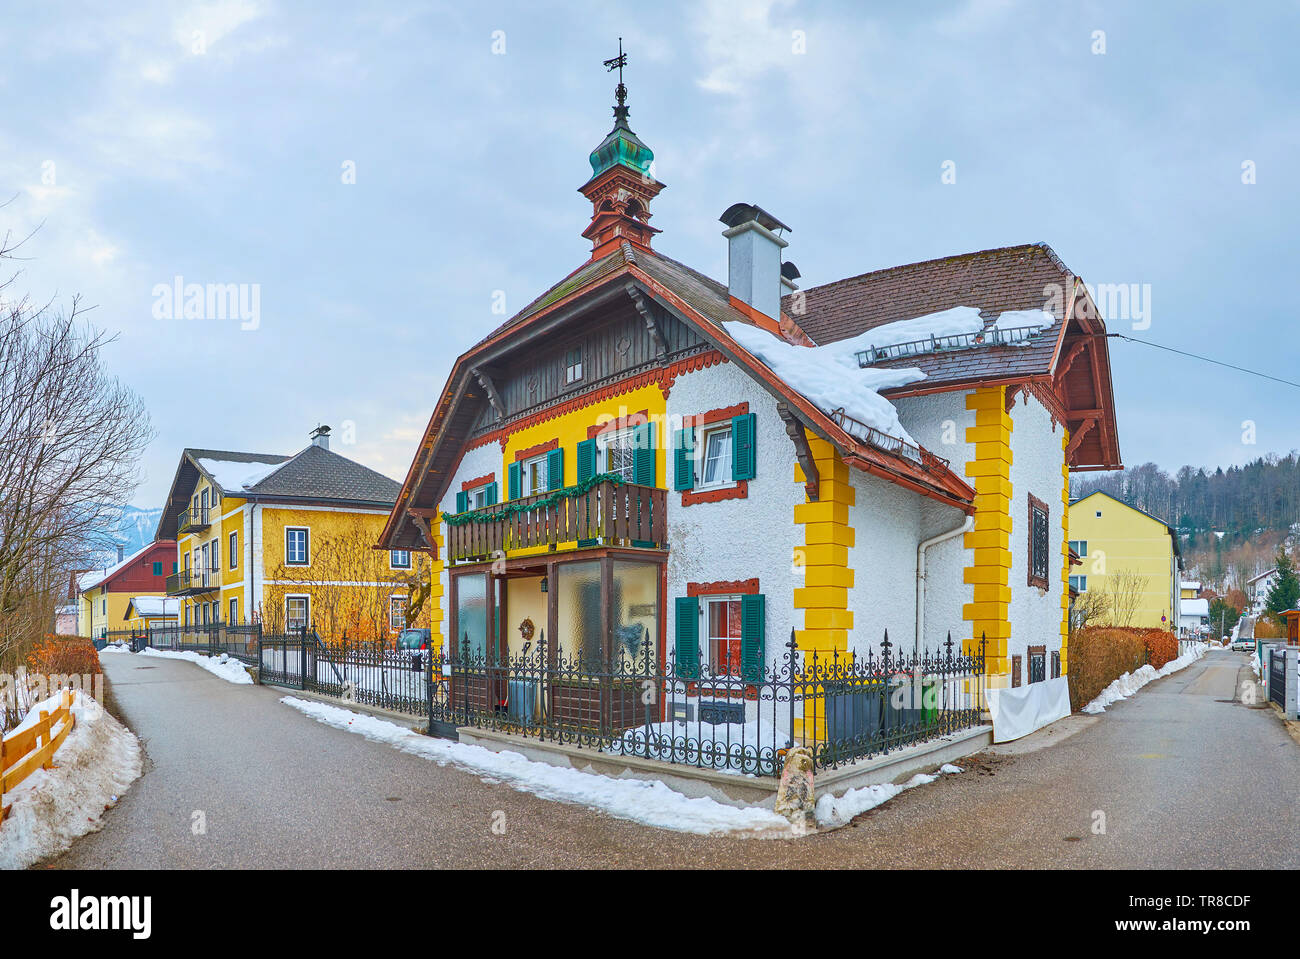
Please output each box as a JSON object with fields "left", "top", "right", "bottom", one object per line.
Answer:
{"left": 1069, "top": 539, "right": 1088, "bottom": 557}
{"left": 390, "top": 549, "right": 411, "bottom": 569}
{"left": 229, "top": 597, "right": 238, "bottom": 624}
{"left": 705, "top": 595, "right": 743, "bottom": 676}
{"left": 520, "top": 454, "right": 548, "bottom": 496}
{"left": 389, "top": 595, "right": 408, "bottom": 631}
{"left": 1070, "top": 575, "right": 1087, "bottom": 592}
{"left": 564, "top": 347, "right": 583, "bottom": 384}
{"left": 286, "top": 596, "right": 310, "bottom": 632}
{"left": 597, "top": 428, "right": 637, "bottom": 483}
{"left": 697, "top": 422, "right": 735, "bottom": 490}
{"left": 285, "top": 527, "right": 309, "bottom": 566}
{"left": 466, "top": 485, "right": 490, "bottom": 510}
{"left": 229, "top": 531, "right": 238, "bottom": 570}
{"left": 209, "top": 539, "right": 219, "bottom": 571}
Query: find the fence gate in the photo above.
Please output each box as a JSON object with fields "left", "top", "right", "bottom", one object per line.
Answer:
{"left": 259, "top": 629, "right": 313, "bottom": 691}
{"left": 1269, "top": 649, "right": 1286, "bottom": 708}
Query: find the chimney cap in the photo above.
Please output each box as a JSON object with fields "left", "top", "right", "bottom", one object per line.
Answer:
{"left": 719, "top": 202, "right": 791, "bottom": 234}
{"left": 781, "top": 261, "right": 802, "bottom": 281}
{"left": 310, "top": 424, "right": 331, "bottom": 437}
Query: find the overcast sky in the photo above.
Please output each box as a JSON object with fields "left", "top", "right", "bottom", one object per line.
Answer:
{"left": 3, "top": 0, "right": 1297, "bottom": 508}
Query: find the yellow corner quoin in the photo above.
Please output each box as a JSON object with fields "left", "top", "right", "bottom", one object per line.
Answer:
{"left": 1060, "top": 428, "right": 1070, "bottom": 672}
{"left": 963, "top": 386, "right": 1012, "bottom": 675}
{"left": 792, "top": 432, "right": 856, "bottom": 743}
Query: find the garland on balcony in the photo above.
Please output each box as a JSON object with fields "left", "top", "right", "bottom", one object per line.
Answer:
{"left": 442, "top": 472, "right": 627, "bottom": 526}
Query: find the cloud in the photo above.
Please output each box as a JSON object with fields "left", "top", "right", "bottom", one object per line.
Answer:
{"left": 692, "top": 0, "right": 801, "bottom": 95}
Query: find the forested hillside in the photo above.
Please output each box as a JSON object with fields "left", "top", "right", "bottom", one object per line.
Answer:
{"left": 1070, "top": 455, "right": 1300, "bottom": 588}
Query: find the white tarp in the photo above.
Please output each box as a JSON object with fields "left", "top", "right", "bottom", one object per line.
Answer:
{"left": 986, "top": 676, "right": 1070, "bottom": 743}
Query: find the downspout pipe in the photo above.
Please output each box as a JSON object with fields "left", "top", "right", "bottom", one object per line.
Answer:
{"left": 916, "top": 515, "right": 975, "bottom": 662}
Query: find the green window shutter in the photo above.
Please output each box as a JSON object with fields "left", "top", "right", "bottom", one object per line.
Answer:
{"left": 673, "top": 428, "right": 694, "bottom": 491}
{"left": 485, "top": 482, "right": 498, "bottom": 506}
{"left": 455, "top": 490, "right": 468, "bottom": 513}
{"left": 633, "top": 422, "right": 656, "bottom": 486}
{"left": 675, "top": 596, "right": 700, "bottom": 680}
{"left": 740, "top": 593, "right": 765, "bottom": 683}
{"left": 732, "top": 413, "right": 757, "bottom": 481}
{"left": 546, "top": 447, "right": 565, "bottom": 491}
{"left": 576, "top": 438, "right": 597, "bottom": 483}
{"left": 507, "top": 461, "right": 522, "bottom": 500}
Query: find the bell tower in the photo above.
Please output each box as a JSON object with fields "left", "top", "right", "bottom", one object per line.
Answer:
{"left": 579, "top": 39, "right": 665, "bottom": 261}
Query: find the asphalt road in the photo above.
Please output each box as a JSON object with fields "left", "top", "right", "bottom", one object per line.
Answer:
{"left": 53, "top": 648, "right": 1298, "bottom": 869}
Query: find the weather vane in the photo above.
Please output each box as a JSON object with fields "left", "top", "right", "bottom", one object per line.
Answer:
{"left": 603, "top": 37, "right": 628, "bottom": 108}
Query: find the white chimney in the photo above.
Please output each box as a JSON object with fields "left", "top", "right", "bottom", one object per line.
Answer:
{"left": 310, "top": 425, "right": 331, "bottom": 450}
{"left": 719, "top": 203, "right": 791, "bottom": 322}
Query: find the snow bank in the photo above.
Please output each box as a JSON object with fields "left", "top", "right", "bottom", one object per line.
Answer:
{"left": 0, "top": 691, "right": 142, "bottom": 870}
{"left": 1083, "top": 642, "right": 1208, "bottom": 714}
{"left": 816, "top": 763, "right": 965, "bottom": 828}
{"left": 138, "top": 648, "right": 253, "bottom": 685}
{"left": 281, "top": 696, "right": 794, "bottom": 838}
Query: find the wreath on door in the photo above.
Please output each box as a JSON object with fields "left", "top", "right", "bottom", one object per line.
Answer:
{"left": 518, "top": 617, "right": 535, "bottom": 642}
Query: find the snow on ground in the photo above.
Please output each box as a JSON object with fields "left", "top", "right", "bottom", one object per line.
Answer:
{"left": 0, "top": 691, "right": 142, "bottom": 870}
{"left": 1082, "top": 643, "right": 1209, "bottom": 715}
{"left": 285, "top": 696, "right": 965, "bottom": 836}
{"left": 816, "top": 763, "right": 966, "bottom": 828}
{"left": 282, "top": 696, "right": 794, "bottom": 838}
{"left": 100, "top": 642, "right": 132, "bottom": 654}
{"left": 138, "top": 647, "right": 253, "bottom": 685}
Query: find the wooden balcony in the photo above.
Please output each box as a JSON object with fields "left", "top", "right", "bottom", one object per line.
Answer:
{"left": 166, "top": 567, "right": 220, "bottom": 596}
{"left": 177, "top": 507, "right": 212, "bottom": 535}
{"left": 446, "top": 480, "right": 666, "bottom": 564}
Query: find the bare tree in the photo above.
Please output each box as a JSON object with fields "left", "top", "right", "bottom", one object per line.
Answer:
{"left": 263, "top": 514, "right": 429, "bottom": 642}
{"left": 0, "top": 221, "right": 153, "bottom": 670}
{"left": 1069, "top": 588, "right": 1110, "bottom": 633}
{"left": 1103, "top": 568, "right": 1148, "bottom": 628}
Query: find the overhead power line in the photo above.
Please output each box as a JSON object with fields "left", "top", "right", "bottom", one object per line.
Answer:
{"left": 1107, "top": 333, "right": 1300, "bottom": 391}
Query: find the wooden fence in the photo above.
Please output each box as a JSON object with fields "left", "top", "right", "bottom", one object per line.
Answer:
{"left": 0, "top": 690, "right": 76, "bottom": 823}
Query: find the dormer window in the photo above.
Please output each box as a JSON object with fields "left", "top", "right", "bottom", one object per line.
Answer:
{"left": 565, "top": 347, "right": 583, "bottom": 384}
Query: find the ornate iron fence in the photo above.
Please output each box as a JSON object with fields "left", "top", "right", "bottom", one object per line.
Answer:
{"left": 258, "top": 628, "right": 431, "bottom": 717}
{"left": 429, "top": 629, "right": 985, "bottom": 776}
{"left": 114, "top": 622, "right": 262, "bottom": 665}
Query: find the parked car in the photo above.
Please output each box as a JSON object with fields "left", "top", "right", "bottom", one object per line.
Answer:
{"left": 396, "top": 628, "right": 431, "bottom": 669}
{"left": 1231, "top": 636, "right": 1254, "bottom": 652}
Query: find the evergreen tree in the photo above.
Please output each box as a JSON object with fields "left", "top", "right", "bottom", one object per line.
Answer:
{"left": 1264, "top": 550, "right": 1300, "bottom": 615}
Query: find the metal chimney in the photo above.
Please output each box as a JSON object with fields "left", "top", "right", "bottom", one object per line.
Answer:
{"left": 310, "top": 425, "right": 331, "bottom": 450}
{"left": 719, "top": 203, "right": 791, "bottom": 322}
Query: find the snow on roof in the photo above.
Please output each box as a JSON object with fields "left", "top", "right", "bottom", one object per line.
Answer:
{"left": 124, "top": 596, "right": 179, "bottom": 619}
{"left": 723, "top": 312, "right": 966, "bottom": 452}
{"left": 1247, "top": 568, "right": 1277, "bottom": 583}
{"left": 1180, "top": 598, "right": 1210, "bottom": 617}
{"left": 196, "top": 456, "right": 289, "bottom": 493}
{"left": 1181, "top": 581, "right": 1200, "bottom": 590}
{"left": 77, "top": 541, "right": 157, "bottom": 593}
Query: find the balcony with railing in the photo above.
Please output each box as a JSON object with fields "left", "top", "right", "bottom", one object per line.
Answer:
{"left": 166, "top": 566, "right": 220, "bottom": 596}
{"left": 177, "top": 506, "right": 212, "bottom": 535}
{"left": 445, "top": 478, "right": 666, "bottom": 564}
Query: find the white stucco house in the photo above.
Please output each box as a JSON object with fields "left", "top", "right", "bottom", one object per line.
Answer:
{"left": 380, "top": 85, "right": 1123, "bottom": 750}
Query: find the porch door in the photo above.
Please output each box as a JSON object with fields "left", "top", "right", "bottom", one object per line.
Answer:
{"left": 706, "top": 597, "right": 743, "bottom": 676}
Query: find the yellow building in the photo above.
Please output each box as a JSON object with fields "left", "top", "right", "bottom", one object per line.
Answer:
{"left": 155, "top": 428, "right": 426, "bottom": 640}
{"left": 122, "top": 596, "right": 180, "bottom": 632}
{"left": 1067, "top": 491, "right": 1181, "bottom": 630}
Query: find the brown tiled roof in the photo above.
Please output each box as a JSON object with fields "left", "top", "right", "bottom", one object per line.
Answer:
{"left": 783, "top": 243, "right": 1074, "bottom": 387}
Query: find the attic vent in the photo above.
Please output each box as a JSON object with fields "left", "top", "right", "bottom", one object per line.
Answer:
{"left": 855, "top": 323, "right": 1047, "bottom": 367}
